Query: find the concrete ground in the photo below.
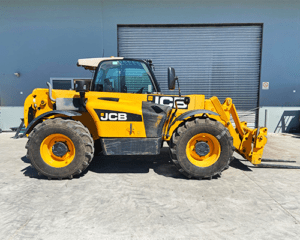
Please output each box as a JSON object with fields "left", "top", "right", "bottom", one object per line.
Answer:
{"left": 0, "top": 132, "right": 300, "bottom": 240}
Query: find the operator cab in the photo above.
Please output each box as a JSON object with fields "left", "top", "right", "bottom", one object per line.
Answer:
{"left": 90, "top": 59, "right": 160, "bottom": 94}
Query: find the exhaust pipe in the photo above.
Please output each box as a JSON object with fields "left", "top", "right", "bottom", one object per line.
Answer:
{"left": 46, "top": 82, "right": 56, "bottom": 102}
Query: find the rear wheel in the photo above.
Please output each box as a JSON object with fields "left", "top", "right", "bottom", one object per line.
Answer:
{"left": 169, "top": 118, "right": 233, "bottom": 179}
{"left": 26, "top": 118, "right": 94, "bottom": 179}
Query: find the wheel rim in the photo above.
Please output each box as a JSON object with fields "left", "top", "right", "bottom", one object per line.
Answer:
{"left": 186, "top": 133, "right": 221, "bottom": 167}
{"left": 40, "top": 133, "right": 75, "bottom": 168}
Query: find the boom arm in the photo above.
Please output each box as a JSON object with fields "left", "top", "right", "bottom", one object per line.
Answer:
{"left": 210, "top": 97, "right": 267, "bottom": 165}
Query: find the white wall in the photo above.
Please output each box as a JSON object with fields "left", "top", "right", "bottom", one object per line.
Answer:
{"left": 259, "top": 107, "right": 300, "bottom": 133}
{"left": 0, "top": 107, "right": 24, "bottom": 131}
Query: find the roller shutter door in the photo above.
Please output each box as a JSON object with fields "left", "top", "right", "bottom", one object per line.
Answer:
{"left": 118, "top": 24, "right": 262, "bottom": 127}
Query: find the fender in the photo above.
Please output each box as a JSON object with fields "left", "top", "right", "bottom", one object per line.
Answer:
{"left": 24, "top": 110, "right": 82, "bottom": 135}
{"left": 166, "top": 109, "right": 219, "bottom": 137}
{"left": 175, "top": 109, "right": 219, "bottom": 122}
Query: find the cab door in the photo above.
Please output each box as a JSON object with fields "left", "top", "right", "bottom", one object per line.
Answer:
{"left": 87, "top": 59, "right": 157, "bottom": 138}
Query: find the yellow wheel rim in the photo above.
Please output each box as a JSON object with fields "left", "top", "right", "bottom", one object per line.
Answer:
{"left": 40, "top": 134, "right": 75, "bottom": 168}
{"left": 186, "top": 133, "right": 221, "bottom": 167}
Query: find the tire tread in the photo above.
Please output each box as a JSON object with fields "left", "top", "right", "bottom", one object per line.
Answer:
{"left": 26, "top": 118, "right": 94, "bottom": 179}
{"left": 169, "top": 118, "right": 233, "bottom": 179}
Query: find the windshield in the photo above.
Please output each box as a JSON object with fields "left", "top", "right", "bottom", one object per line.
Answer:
{"left": 92, "top": 60, "right": 155, "bottom": 94}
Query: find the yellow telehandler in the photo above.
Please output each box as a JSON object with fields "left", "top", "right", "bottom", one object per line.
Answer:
{"left": 23, "top": 57, "right": 268, "bottom": 179}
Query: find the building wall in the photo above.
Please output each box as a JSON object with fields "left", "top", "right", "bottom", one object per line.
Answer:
{"left": 1, "top": 0, "right": 300, "bottom": 131}
{"left": 0, "top": 107, "right": 23, "bottom": 131}
{"left": 259, "top": 107, "right": 300, "bottom": 133}
{"left": 0, "top": 0, "right": 103, "bottom": 106}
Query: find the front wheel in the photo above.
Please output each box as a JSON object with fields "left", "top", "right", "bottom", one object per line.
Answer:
{"left": 169, "top": 118, "right": 233, "bottom": 179}
{"left": 26, "top": 118, "right": 94, "bottom": 179}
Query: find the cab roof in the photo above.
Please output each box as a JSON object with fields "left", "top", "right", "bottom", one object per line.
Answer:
{"left": 77, "top": 57, "right": 124, "bottom": 70}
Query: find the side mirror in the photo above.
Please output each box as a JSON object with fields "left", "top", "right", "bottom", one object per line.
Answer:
{"left": 75, "top": 80, "right": 89, "bottom": 93}
{"left": 75, "top": 80, "right": 88, "bottom": 108}
{"left": 168, "top": 67, "right": 178, "bottom": 90}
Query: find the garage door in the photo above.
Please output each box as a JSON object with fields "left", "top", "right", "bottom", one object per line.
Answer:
{"left": 118, "top": 24, "right": 263, "bottom": 127}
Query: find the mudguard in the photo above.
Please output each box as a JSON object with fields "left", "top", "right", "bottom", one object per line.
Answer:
{"left": 24, "top": 110, "right": 81, "bottom": 134}
{"left": 175, "top": 109, "right": 219, "bottom": 122}
{"left": 166, "top": 109, "right": 219, "bottom": 137}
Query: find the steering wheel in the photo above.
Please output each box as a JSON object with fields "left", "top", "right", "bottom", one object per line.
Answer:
{"left": 135, "top": 87, "right": 145, "bottom": 93}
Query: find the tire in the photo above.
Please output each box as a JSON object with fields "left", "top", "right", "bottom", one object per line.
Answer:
{"left": 169, "top": 118, "right": 233, "bottom": 179}
{"left": 26, "top": 118, "right": 94, "bottom": 179}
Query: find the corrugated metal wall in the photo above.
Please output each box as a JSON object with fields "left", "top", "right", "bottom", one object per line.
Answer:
{"left": 118, "top": 24, "right": 262, "bottom": 126}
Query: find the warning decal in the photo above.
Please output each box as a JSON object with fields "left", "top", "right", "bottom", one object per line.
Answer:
{"left": 262, "top": 82, "right": 269, "bottom": 90}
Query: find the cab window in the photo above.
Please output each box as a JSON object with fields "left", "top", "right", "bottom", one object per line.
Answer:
{"left": 93, "top": 60, "right": 154, "bottom": 93}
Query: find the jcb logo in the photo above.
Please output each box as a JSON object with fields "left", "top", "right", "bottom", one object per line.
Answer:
{"left": 95, "top": 109, "right": 142, "bottom": 122}
{"left": 100, "top": 113, "right": 127, "bottom": 121}
{"left": 148, "top": 96, "right": 188, "bottom": 109}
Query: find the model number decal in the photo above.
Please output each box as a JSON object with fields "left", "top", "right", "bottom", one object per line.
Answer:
{"left": 94, "top": 109, "right": 142, "bottom": 122}
{"left": 148, "top": 96, "right": 189, "bottom": 109}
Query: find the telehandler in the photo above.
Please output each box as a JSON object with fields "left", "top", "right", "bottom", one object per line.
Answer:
{"left": 23, "top": 57, "right": 268, "bottom": 179}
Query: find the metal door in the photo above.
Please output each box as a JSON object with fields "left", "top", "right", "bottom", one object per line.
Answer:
{"left": 118, "top": 24, "right": 263, "bottom": 126}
